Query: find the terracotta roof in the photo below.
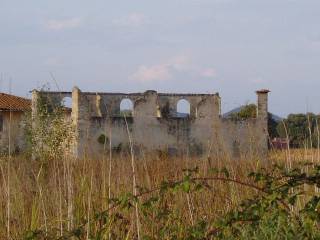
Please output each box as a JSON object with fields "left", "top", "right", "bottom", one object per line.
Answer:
{"left": 0, "top": 93, "right": 31, "bottom": 111}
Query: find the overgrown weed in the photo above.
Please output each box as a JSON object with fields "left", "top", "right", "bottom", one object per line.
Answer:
{"left": 1, "top": 153, "right": 320, "bottom": 239}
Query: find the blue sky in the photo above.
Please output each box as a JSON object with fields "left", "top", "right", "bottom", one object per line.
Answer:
{"left": 0, "top": 0, "right": 319, "bottom": 116}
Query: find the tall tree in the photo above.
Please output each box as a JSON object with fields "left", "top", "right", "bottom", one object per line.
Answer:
{"left": 277, "top": 113, "right": 320, "bottom": 148}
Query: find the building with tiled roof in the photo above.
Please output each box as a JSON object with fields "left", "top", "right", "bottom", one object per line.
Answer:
{"left": 0, "top": 93, "right": 31, "bottom": 153}
{"left": 0, "top": 93, "right": 31, "bottom": 112}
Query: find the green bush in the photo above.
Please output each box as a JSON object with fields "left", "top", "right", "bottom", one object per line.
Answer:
{"left": 97, "top": 134, "right": 109, "bottom": 145}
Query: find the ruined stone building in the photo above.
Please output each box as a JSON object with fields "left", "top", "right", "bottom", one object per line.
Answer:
{"left": 0, "top": 93, "right": 30, "bottom": 153}
{"left": 32, "top": 87, "right": 270, "bottom": 159}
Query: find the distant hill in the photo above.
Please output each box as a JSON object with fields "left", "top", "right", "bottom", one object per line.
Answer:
{"left": 223, "top": 106, "right": 282, "bottom": 122}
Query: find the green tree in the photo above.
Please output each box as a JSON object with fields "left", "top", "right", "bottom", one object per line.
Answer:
{"left": 229, "top": 104, "right": 257, "bottom": 120}
{"left": 229, "top": 104, "right": 279, "bottom": 139}
{"left": 277, "top": 113, "right": 320, "bottom": 148}
{"left": 268, "top": 113, "right": 279, "bottom": 139}
{"left": 24, "top": 93, "right": 73, "bottom": 160}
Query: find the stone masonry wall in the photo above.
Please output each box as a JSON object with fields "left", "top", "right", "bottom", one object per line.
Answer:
{"left": 31, "top": 88, "right": 270, "bottom": 159}
{"left": 0, "top": 111, "right": 26, "bottom": 154}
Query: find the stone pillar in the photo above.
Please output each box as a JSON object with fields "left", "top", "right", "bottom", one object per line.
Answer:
{"left": 256, "top": 89, "right": 270, "bottom": 157}
{"left": 31, "top": 90, "right": 41, "bottom": 159}
{"left": 213, "top": 94, "right": 221, "bottom": 119}
{"left": 72, "top": 87, "right": 91, "bottom": 158}
{"left": 256, "top": 89, "right": 270, "bottom": 122}
{"left": 216, "top": 93, "right": 222, "bottom": 116}
{"left": 31, "top": 89, "right": 40, "bottom": 121}
{"left": 71, "top": 86, "right": 81, "bottom": 158}
{"left": 96, "top": 94, "right": 102, "bottom": 117}
{"left": 134, "top": 90, "right": 158, "bottom": 117}
{"left": 133, "top": 90, "right": 159, "bottom": 150}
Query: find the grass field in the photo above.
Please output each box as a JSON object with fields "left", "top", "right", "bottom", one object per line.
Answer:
{"left": 1, "top": 149, "right": 320, "bottom": 239}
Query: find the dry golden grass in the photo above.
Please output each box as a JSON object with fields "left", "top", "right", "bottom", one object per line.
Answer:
{"left": 0, "top": 149, "right": 317, "bottom": 239}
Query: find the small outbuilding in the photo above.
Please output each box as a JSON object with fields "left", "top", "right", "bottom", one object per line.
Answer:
{"left": 271, "top": 137, "right": 289, "bottom": 150}
{"left": 0, "top": 93, "right": 30, "bottom": 153}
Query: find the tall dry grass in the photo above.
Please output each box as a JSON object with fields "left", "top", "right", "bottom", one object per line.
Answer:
{"left": 0, "top": 149, "right": 314, "bottom": 239}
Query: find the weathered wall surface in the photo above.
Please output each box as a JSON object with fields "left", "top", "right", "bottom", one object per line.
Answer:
{"left": 0, "top": 111, "right": 26, "bottom": 154}
{"left": 32, "top": 87, "right": 270, "bottom": 159}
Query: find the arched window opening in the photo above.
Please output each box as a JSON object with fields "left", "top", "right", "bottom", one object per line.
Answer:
{"left": 177, "top": 99, "right": 190, "bottom": 118}
{"left": 120, "top": 98, "right": 134, "bottom": 117}
{"left": 61, "top": 97, "right": 72, "bottom": 109}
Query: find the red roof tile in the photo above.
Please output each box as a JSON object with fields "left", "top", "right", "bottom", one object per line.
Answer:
{"left": 0, "top": 93, "right": 31, "bottom": 111}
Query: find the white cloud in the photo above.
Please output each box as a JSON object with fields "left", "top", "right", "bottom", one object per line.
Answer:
{"left": 200, "top": 67, "right": 216, "bottom": 78}
{"left": 168, "top": 55, "right": 191, "bottom": 71}
{"left": 130, "top": 55, "right": 217, "bottom": 83}
{"left": 45, "top": 18, "right": 82, "bottom": 31}
{"left": 130, "top": 64, "right": 172, "bottom": 82}
{"left": 130, "top": 55, "right": 191, "bottom": 82}
{"left": 112, "top": 13, "right": 146, "bottom": 28}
